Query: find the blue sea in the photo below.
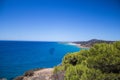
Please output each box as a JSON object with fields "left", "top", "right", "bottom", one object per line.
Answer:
{"left": 0, "top": 41, "right": 80, "bottom": 80}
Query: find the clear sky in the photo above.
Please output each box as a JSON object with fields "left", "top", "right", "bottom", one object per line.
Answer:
{"left": 0, "top": 0, "right": 120, "bottom": 41}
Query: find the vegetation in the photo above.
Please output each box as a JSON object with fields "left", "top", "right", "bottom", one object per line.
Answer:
{"left": 54, "top": 41, "right": 120, "bottom": 80}
{"left": 73, "top": 39, "right": 114, "bottom": 47}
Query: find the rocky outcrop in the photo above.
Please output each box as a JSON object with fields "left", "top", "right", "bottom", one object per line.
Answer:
{"left": 14, "top": 68, "right": 53, "bottom": 80}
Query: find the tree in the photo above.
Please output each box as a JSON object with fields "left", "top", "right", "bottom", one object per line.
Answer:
{"left": 54, "top": 41, "right": 120, "bottom": 80}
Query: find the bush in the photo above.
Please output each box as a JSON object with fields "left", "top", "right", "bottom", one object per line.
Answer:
{"left": 54, "top": 41, "right": 120, "bottom": 80}
{"left": 86, "top": 43, "right": 120, "bottom": 73}
{"left": 62, "top": 51, "right": 87, "bottom": 68}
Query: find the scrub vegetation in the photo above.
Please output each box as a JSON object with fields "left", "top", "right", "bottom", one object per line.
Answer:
{"left": 54, "top": 41, "right": 120, "bottom": 80}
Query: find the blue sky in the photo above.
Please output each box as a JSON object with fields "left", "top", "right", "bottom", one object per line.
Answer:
{"left": 0, "top": 0, "right": 120, "bottom": 41}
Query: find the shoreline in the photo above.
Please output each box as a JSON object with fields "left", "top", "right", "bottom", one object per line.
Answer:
{"left": 14, "top": 43, "right": 89, "bottom": 80}
{"left": 67, "top": 42, "right": 90, "bottom": 49}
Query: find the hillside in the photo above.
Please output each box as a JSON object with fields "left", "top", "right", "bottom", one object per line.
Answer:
{"left": 73, "top": 39, "right": 114, "bottom": 47}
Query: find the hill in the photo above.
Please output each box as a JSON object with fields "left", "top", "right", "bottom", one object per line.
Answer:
{"left": 72, "top": 39, "right": 114, "bottom": 47}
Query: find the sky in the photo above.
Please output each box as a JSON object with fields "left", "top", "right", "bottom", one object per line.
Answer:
{"left": 0, "top": 0, "right": 120, "bottom": 41}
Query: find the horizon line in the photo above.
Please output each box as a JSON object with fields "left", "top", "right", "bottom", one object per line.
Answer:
{"left": 0, "top": 39, "right": 117, "bottom": 42}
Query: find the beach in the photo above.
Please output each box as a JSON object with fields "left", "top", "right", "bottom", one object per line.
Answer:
{"left": 67, "top": 42, "right": 89, "bottom": 48}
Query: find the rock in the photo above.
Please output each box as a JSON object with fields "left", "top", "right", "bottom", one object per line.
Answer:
{"left": 14, "top": 68, "right": 54, "bottom": 80}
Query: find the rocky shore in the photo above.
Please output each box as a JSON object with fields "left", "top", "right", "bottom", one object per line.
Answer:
{"left": 14, "top": 68, "right": 54, "bottom": 80}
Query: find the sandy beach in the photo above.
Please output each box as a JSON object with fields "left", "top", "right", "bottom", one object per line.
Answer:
{"left": 67, "top": 42, "right": 89, "bottom": 48}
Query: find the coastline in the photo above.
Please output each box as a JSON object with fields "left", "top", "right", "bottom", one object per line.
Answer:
{"left": 67, "top": 42, "right": 90, "bottom": 49}
{"left": 9, "top": 40, "right": 115, "bottom": 80}
{"left": 14, "top": 42, "right": 89, "bottom": 80}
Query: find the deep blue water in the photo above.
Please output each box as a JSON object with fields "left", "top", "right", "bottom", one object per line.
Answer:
{"left": 0, "top": 41, "right": 80, "bottom": 80}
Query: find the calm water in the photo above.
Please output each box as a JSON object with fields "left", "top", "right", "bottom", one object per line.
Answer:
{"left": 0, "top": 41, "right": 80, "bottom": 80}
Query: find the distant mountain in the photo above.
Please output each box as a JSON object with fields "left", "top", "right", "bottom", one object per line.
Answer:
{"left": 73, "top": 39, "right": 115, "bottom": 47}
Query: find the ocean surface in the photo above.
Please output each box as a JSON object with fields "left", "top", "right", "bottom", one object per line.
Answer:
{"left": 0, "top": 41, "right": 80, "bottom": 80}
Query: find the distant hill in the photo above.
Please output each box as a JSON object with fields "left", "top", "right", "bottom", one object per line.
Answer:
{"left": 73, "top": 39, "right": 115, "bottom": 47}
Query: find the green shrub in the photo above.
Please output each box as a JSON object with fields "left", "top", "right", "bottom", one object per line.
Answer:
{"left": 62, "top": 51, "right": 87, "bottom": 67}
{"left": 65, "top": 65, "right": 86, "bottom": 80}
{"left": 54, "top": 41, "right": 120, "bottom": 80}
{"left": 86, "top": 43, "right": 120, "bottom": 73}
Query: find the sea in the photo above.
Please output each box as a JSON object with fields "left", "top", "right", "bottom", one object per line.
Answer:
{"left": 0, "top": 41, "right": 80, "bottom": 80}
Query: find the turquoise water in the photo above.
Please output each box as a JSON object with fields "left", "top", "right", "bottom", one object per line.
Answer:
{"left": 0, "top": 41, "right": 80, "bottom": 80}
